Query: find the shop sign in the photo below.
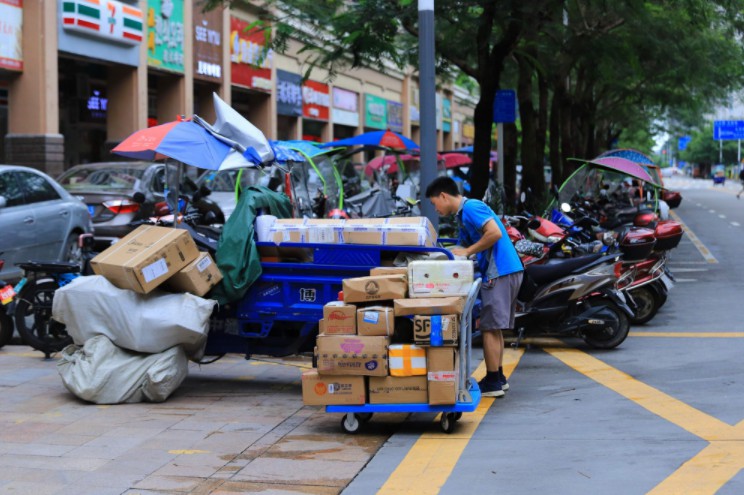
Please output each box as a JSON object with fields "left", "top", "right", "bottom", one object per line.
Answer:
{"left": 0, "top": 1, "right": 22, "bottom": 71}
{"left": 62, "top": 0, "right": 143, "bottom": 47}
{"left": 193, "top": 6, "right": 223, "bottom": 82}
{"left": 410, "top": 86, "right": 420, "bottom": 124}
{"left": 435, "top": 93, "right": 442, "bottom": 131}
{"left": 463, "top": 123, "right": 475, "bottom": 139}
{"left": 81, "top": 87, "right": 107, "bottom": 122}
{"left": 147, "top": 0, "right": 184, "bottom": 73}
{"left": 387, "top": 101, "right": 403, "bottom": 133}
{"left": 276, "top": 69, "right": 302, "bottom": 117}
{"left": 332, "top": 87, "right": 359, "bottom": 127}
{"left": 302, "top": 80, "right": 330, "bottom": 121}
{"left": 442, "top": 98, "right": 451, "bottom": 133}
{"left": 365, "top": 94, "right": 387, "bottom": 130}
{"left": 230, "top": 16, "right": 273, "bottom": 92}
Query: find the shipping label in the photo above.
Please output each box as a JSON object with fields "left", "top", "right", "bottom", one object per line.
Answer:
{"left": 141, "top": 258, "right": 169, "bottom": 283}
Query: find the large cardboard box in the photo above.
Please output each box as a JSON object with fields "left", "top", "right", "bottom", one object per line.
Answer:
{"left": 90, "top": 225, "right": 200, "bottom": 294}
{"left": 322, "top": 302, "right": 357, "bottom": 335}
{"left": 165, "top": 252, "right": 223, "bottom": 297}
{"left": 342, "top": 217, "right": 437, "bottom": 247}
{"left": 427, "top": 347, "right": 459, "bottom": 405}
{"left": 408, "top": 260, "right": 474, "bottom": 298}
{"left": 316, "top": 335, "right": 389, "bottom": 376}
{"left": 368, "top": 376, "right": 428, "bottom": 404}
{"left": 414, "top": 315, "right": 459, "bottom": 346}
{"left": 389, "top": 344, "right": 427, "bottom": 377}
{"left": 301, "top": 370, "right": 366, "bottom": 405}
{"left": 357, "top": 306, "right": 395, "bottom": 337}
{"left": 269, "top": 218, "right": 307, "bottom": 244}
{"left": 305, "top": 219, "right": 345, "bottom": 244}
{"left": 394, "top": 297, "right": 465, "bottom": 317}
{"left": 342, "top": 275, "right": 407, "bottom": 304}
{"left": 370, "top": 266, "right": 409, "bottom": 278}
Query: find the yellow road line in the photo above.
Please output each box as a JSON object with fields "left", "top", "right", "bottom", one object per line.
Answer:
{"left": 669, "top": 211, "right": 718, "bottom": 264}
{"left": 629, "top": 332, "right": 744, "bottom": 338}
{"left": 377, "top": 347, "right": 525, "bottom": 495}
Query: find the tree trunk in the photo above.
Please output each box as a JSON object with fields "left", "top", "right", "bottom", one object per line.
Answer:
{"left": 516, "top": 53, "right": 544, "bottom": 207}
{"left": 470, "top": 87, "right": 496, "bottom": 201}
{"left": 504, "top": 122, "right": 519, "bottom": 212}
{"left": 549, "top": 89, "right": 561, "bottom": 189}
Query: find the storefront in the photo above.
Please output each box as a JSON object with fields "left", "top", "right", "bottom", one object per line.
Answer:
{"left": 387, "top": 100, "right": 404, "bottom": 135}
{"left": 301, "top": 80, "right": 329, "bottom": 142}
{"left": 230, "top": 15, "right": 272, "bottom": 132}
{"left": 331, "top": 87, "right": 360, "bottom": 140}
{"left": 442, "top": 97, "right": 453, "bottom": 150}
{"left": 0, "top": 0, "right": 22, "bottom": 162}
{"left": 193, "top": 6, "right": 223, "bottom": 121}
{"left": 276, "top": 69, "right": 302, "bottom": 140}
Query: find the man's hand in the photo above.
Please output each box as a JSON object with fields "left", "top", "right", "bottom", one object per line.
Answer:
{"left": 451, "top": 247, "right": 470, "bottom": 257}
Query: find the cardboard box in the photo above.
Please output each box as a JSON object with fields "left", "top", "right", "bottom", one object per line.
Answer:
{"left": 408, "top": 260, "right": 474, "bottom": 298}
{"left": 342, "top": 275, "right": 408, "bottom": 304}
{"left": 301, "top": 370, "right": 366, "bottom": 405}
{"left": 394, "top": 297, "right": 465, "bottom": 317}
{"left": 165, "top": 252, "right": 223, "bottom": 297}
{"left": 342, "top": 218, "right": 386, "bottom": 245}
{"left": 90, "top": 225, "right": 200, "bottom": 294}
{"left": 389, "top": 344, "right": 427, "bottom": 377}
{"left": 368, "top": 375, "right": 428, "bottom": 404}
{"left": 319, "top": 319, "right": 326, "bottom": 334}
{"left": 322, "top": 302, "right": 357, "bottom": 335}
{"left": 305, "top": 219, "right": 345, "bottom": 244}
{"left": 316, "top": 335, "right": 389, "bottom": 376}
{"left": 370, "top": 266, "right": 409, "bottom": 278}
{"left": 269, "top": 219, "right": 307, "bottom": 244}
{"left": 427, "top": 347, "right": 459, "bottom": 405}
{"left": 414, "top": 315, "right": 459, "bottom": 346}
{"left": 342, "top": 217, "right": 437, "bottom": 247}
{"left": 357, "top": 306, "right": 395, "bottom": 336}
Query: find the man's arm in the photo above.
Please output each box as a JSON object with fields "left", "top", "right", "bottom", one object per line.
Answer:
{"left": 452, "top": 219, "right": 502, "bottom": 257}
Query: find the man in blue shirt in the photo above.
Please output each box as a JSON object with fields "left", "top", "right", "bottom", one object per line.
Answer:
{"left": 426, "top": 177, "right": 524, "bottom": 397}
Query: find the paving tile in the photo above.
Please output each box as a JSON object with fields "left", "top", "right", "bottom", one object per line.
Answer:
{"left": 133, "top": 475, "right": 207, "bottom": 492}
{"left": 0, "top": 480, "right": 64, "bottom": 495}
{"left": 211, "top": 480, "right": 340, "bottom": 495}
{"left": 1, "top": 442, "right": 77, "bottom": 457}
{"left": 0, "top": 465, "right": 87, "bottom": 484}
{"left": 0, "top": 454, "right": 109, "bottom": 471}
{"left": 53, "top": 485, "right": 131, "bottom": 495}
{"left": 232, "top": 457, "right": 367, "bottom": 487}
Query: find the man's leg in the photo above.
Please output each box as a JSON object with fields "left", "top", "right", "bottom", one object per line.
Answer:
{"left": 482, "top": 330, "right": 503, "bottom": 372}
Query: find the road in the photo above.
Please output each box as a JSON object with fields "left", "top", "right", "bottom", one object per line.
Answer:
{"left": 0, "top": 176, "right": 742, "bottom": 495}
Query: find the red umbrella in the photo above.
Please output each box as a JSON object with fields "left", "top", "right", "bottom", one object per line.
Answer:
{"left": 364, "top": 153, "right": 444, "bottom": 176}
{"left": 442, "top": 153, "right": 472, "bottom": 169}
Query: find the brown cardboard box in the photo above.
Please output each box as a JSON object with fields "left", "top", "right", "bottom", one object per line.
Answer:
{"left": 357, "top": 306, "right": 395, "bottom": 336}
{"left": 90, "top": 225, "right": 200, "bottom": 294}
{"left": 368, "top": 375, "right": 428, "bottom": 404}
{"left": 165, "top": 252, "right": 223, "bottom": 297}
{"left": 316, "top": 335, "right": 389, "bottom": 376}
{"left": 370, "top": 266, "right": 408, "bottom": 278}
{"left": 427, "top": 347, "right": 459, "bottom": 405}
{"left": 301, "top": 370, "right": 366, "bottom": 405}
{"left": 319, "top": 319, "right": 326, "bottom": 334}
{"left": 394, "top": 297, "right": 465, "bottom": 317}
{"left": 322, "top": 302, "right": 357, "bottom": 335}
{"left": 305, "top": 219, "right": 345, "bottom": 244}
{"left": 384, "top": 217, "right": 437, "bottom": 247}
{"left": 342, "top": 275, "right": 407, "bottom": 304}
{"left": 342, "top": 218, "right": 386, "bottom": 245}
{"left": 414, "top": 315, "right": 459, "bottom": 346}
{"left": 269, "top": 219, "right": 307, "bottom": 244}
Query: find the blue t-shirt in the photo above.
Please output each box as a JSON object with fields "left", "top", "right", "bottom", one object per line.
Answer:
{"left": 458, "top": 199, "right": 523, "bottom": 281}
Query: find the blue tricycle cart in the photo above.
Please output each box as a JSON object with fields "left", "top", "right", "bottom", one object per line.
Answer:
{"left": 327, "top": 278, "right": 483, "bottom": 434}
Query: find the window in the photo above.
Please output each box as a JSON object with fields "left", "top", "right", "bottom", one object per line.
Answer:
{"left": 16, "top": 172, "right": 60, "bottom": 204}
{"left": 0, "top": 172, "right": 25, "bottom": 207}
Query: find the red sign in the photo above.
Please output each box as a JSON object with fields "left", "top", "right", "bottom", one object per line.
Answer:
{"left": 302, "top": 80, "right": 330, "bottom": 121}
{"left": 230, "top": 17, "right": 272, "bottom": 92}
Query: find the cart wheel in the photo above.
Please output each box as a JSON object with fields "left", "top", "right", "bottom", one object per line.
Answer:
{"left": 440, "top": 413, "right": 456, "bottom": 433}
{"left": 341, "top": 413, "right": 361, "bottom": 434}
{"left": 357, "top": 412, "right": 373, "bottom": 423}
{"left": 453, "top": 412, "right": 463, "bottom": 421}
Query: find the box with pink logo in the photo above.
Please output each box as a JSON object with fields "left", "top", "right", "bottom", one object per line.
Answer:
{"left": 315, "top": 335, "right": 389, "bottom": 377}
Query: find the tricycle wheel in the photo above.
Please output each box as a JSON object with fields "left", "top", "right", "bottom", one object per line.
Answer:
{"left": 453, "top": 412, "right": 463, "bottom": 421}
{"left": 357, "top": 412, "right": 373, "bottom": 423}
{"left": 341, "top": 413, "right": 361, "bottom": 434}
{"left": 440, "top": 413, "right": 456, "bottom": 433}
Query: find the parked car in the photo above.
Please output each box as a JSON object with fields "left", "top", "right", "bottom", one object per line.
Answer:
{"left": 57, "top": 161, "right": 196, "bottom": 247}
{"left": 0, "top": 165, "right": 93, "bottom": 281}
{"left": 196, "top": 166, "right": 284, "bottom": 221}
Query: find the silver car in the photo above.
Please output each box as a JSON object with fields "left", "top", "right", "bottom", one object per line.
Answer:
{"left": 0, "top": 165, "right": 93, "bottom": 281}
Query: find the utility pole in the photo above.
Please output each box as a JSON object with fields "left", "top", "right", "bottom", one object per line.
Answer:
{"left": 418, "top": 0, "right": 438, "bottom": 229}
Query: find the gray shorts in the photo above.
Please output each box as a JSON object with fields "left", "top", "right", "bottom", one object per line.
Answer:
{"left": 479, "top": 271, "right": 523, "bottom": 331}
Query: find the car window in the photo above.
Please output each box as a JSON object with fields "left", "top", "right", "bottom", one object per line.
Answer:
{"left": 0, "top": 172, "right": 25, "bottom": 207}
{"left": 16, "top": 171, "right": 60, "bottom": 204}
{"left": 58, "top": 166, "right": 145, "bottom": 190}
{"left": 151, "top": 167, "right": 197, "bottom": 195}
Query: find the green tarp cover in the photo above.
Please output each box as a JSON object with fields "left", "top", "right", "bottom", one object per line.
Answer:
{"left": 212, "top": 186, "right": 292, "bottom": 304}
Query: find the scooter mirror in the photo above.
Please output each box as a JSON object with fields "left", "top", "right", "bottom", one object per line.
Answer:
{"left": 561, "top": 202, "right": 571, "bottom": 213}
{"left": 520, "top": 191, "right": 526, "bottom": 203}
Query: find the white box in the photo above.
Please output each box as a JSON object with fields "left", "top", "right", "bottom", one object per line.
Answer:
{"left": 408, "top": 260, "right": 474, "bottom": 298}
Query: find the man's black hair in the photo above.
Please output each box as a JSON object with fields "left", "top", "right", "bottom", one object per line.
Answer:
{"left": 425, "top": 176, "right": 460, "bottom": 198}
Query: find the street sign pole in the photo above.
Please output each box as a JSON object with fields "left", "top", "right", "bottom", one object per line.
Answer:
{"left": 493, "top": 89, "right": 516, "bottom": 192}
{"left": 738, "top": 139, "right": 741, "bottom": 167}
{"left": 418, "top": 0, "right": 438, "bottom": 229}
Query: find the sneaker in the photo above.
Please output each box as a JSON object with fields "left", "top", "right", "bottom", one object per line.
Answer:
{"left": 478, "top": 378, "right": 505, "bottom": 398}
{"left": 498, "top": 373, "right": 510, "bottom": 392}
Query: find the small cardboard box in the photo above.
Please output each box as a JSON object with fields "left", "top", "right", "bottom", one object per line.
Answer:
{"left": 342, "top": 275, "right": 408, "bottom": 304}
{"left": 342, "top": 218, "right": 386, "bottom": 245}
{"left": 90, "top": 225, "right": 200, "bottom": 294}
{"left": 370, "top": 266, "right": 408, "bottom": 278}
{"left": 301, "top": 370, "right": 366, "bottom": 405}
{"left": 368, "top": 375, "right": 428, "bottom": 404}
{"left": 389, "top": 344, "right": 427, "bottom": 377}
{"left": 414, "top": 315, "right": 459, "bottom": 346}
{"left": 305, "top": 219, "right": 345, "bottom": 244}
{"left": 316, "top": 335, "right": 389, "bottom": 376}
{"left": 322, "top": 302, "right": 357, "bottom": 335}
{"left": 357, "top": 306, "right": 395, "bottom": 336}
{"left": 319, "top": 319, "right": 326, "bottom": 334}
{"left": 408, "top": 260, "right": 474, "bottom": 298}
{"left": 166, "top": 252, "right": 223, "bottom": 297}
{"left": 394, "top": 297, "right": 465, "bottom": 317}
{"left": 269, "top": 219, "right": 307, "bottom": 244}
{"left": 427, "top": 347, "right": 459, "bottom": 405}
{"left": 384, "top": 217, "right": 437, "bottom": 248}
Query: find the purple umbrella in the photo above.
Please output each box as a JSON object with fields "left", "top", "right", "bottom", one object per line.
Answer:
{"left": 572, "top": 156, "right": 655, "bottom": 184}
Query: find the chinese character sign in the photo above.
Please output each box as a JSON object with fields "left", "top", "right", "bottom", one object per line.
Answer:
{"left": 147, "top": 0, "right": 184, "bottom": 73}
{"left": 442, "top": 98, "right": 451, "bottom": 133}
{"left": 365, "top": 94, "right": 387, "bottom": 130}
{"left": 303, "top": 80, "right": 330, "bottom": 121}
{"left": 230, "top": 16, "right": 273, "bottom": 91}
{"left": 387, "top": 101, "right": 403, "bottom": 133}
{"left": 276, "top": 69, "right": 302, "bottom": 116}
{"left": 193, "top": 6, "right": 223, "bottom": 82}
{"left": 0, "top": 0, "right": 22, "bottom": 71}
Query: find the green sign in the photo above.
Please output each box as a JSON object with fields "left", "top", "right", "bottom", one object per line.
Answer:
{"left": 365, "top": 94, "right": 388, "bottom": 130}
{"left": 443, "top": 98, "right": 452, "bottom": 133}
{"left": 147, "top": 0, "right": 184, "bottom": 73}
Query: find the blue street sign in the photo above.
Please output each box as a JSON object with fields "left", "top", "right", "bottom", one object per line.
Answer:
{"left": 678, "top": 135, "right": 692, "bottom": 151}
{"left": 713, "top": 121, "right": 744, "bottom": 140}
{"left": 493, "top": 89, "right": 516, "bottom": 123}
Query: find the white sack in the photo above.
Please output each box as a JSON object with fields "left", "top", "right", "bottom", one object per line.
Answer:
{"left": 52, "top": 275, "right": 216, "bottom": 356}
{"left": 57, "top": 336, "right": 188, "bottom": 404}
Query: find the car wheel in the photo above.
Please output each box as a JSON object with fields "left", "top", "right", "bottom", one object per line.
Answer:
{"left": 63, "top": 234, "right": 83, "bottom": 270}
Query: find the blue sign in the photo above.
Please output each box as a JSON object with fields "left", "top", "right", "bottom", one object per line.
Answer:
{"left": 678, "top": 135, "right": 692, "bottom": 151}
{"left": 713, "top": 121, "right": 744, "bottom": 140}
{"left": 493, "top": 89, "right": 516, "bottom": 123}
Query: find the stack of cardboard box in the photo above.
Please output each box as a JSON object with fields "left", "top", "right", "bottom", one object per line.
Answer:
{"left": 302, "top": 260, "right": 474, "bottom": 407}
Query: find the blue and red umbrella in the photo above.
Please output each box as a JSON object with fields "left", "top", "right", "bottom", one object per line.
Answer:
{"left": 321, "top": 130, "right": 419, "bottom": 150}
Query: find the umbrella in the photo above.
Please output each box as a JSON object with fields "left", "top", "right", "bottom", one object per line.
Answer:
{"left": 442, "top": 153, "right": 472, "bottom": 169}
{"left": 364, "top": 153, "right": 447, "bottom": 176}
{"left": 321, "top": 130, "right": 419, "bottom": 150}
{"left": 598, "top": 148, "right": 654, "bottom": 165}
{"left": 454, "top": 145, "right": 498, "bottom": 161}
{"left": 571, "top": 156, "right": 655, "bottom": 184}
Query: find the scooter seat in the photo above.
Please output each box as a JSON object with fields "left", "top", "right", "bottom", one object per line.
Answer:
{"left": 524, "top": 253, "right": 604, "bottom": 286}
{"left": 16, "top": 261, "right": 81, "bottom": 274}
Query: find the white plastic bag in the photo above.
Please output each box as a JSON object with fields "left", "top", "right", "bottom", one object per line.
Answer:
{"left": 52, "top": 275, "right": 215, "bottom": 357}
{"left": 57, "top": 336, "right": 188, "bottom": 404}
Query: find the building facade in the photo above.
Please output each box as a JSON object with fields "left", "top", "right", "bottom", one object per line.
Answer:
{"left": 0, "top": 0, "right": 476, "bottom": 175}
